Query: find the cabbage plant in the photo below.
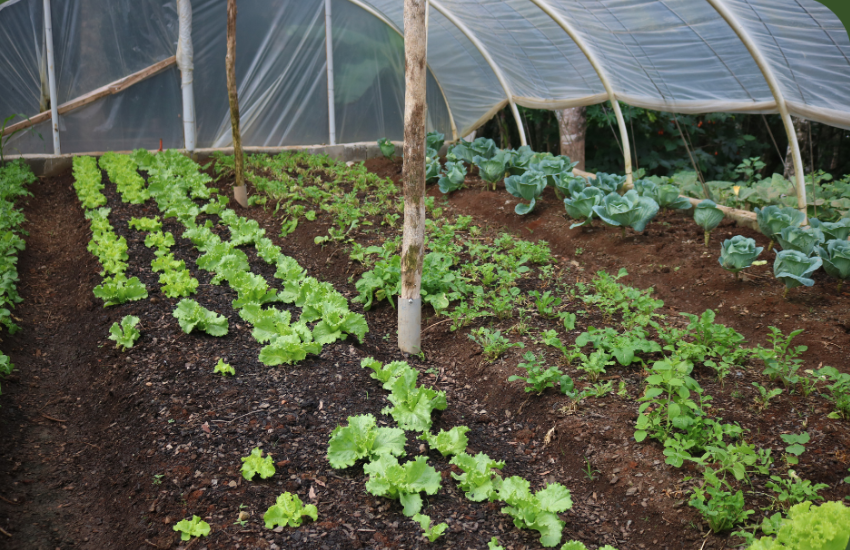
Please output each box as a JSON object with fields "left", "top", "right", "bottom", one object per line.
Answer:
{"left": 776, "top": 225, "right": 824, "bottom": 256}
{"left": 694, "top": 200, "right": 725, "bottom": 246}
{"left": 505, "top": 170, "right": 547, "bottom": 215}
{"left": 755, "top": 206, "right": 806, "bottom": 249}
{"left": 530, "top": 156, "right": 578, "bottom": 194}
{"left": 425, "top": 153, "right": 441, "bottom": 183}
{"left": 447, "top": 141, "right": 474, "bottom": 165}
{"left": 469, "top": 137, "right": 498, "bottom": 160}
{"left": 426, "top": 131, "right": 445, "bottom": 154}
{"left": 587, "top": 172, "right": 626, "bottom": 194}
{"left": 592, "top": 189, "right": 659, "bottom": 236}
{"left": 810, "top": 217, "right": 850, "bottom": 242}
{"left": 506, "top": 145, "right": 537, "bottom": 176}
{"left": 377, "top": 138, "right": 395, "bottom": 160}
{"left": 719, "top": 236, "right": 763, "bottom": 275}
{"left": 555, "top": 173, "right": 587, "bottom": 199}
{"left": 774, "top": 249, "right": 822, "bottom": 297}
{"left": 474, "top": 150, "right": 509, "bottom": 191}
{"left": 437, "top": 161, "right": 467, "bottom": 194}
{"left": 635, "top": 179, "right": 691, "bottom": 210}
{"left": 563, "top": 187, "right": 604, "bottom": 229}
{"left": 816, "top": 239, "right": 850, "bottom": 291}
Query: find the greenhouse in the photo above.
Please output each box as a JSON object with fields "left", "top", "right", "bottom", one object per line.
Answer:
{"left": 0, "top": 0, "right": 849, "bottom": 549}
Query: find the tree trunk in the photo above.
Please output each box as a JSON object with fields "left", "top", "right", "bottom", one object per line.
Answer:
{"left": 556, "top": 107, "right": 587, "bottom": 170}
{"left": 226, "top": 0, "right": 248, "bottom": 207}
{"left": 398, "top": 0, "right": 427, "bottom": 355}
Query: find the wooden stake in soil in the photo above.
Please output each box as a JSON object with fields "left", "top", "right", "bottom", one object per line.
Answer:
{"left": 398, "top": 0, "right": 427, "bottom": 355}
{"left": 226, "top": 0, "right": 248, "bottom": 208}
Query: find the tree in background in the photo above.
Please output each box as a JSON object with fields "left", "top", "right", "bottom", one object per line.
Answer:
{"left": 556, "top": 107, "right": 586, "bottom": 170}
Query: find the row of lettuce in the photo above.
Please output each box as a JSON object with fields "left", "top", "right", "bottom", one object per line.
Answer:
{"left": 379, "top": 134, "right": 850, "bottom": 297}
{"left": 0, "top": 160, "right": 33, "bottom": 399}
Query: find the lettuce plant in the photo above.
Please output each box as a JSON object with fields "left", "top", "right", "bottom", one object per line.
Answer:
{"left": 719, "top": 236, "right": 763, "bottom": 274}
{"left": 816, "top": 239, "right": 850, "bottom": 290}
{"left": 263, "top": 492, "right": 318, "bottom": 529}
{"left": 419, "top": 426, "right": 470, "bottom": 457}
{"left": 563, "top": 187, "right": 604, "bottom": 229}
{"left": 360, "top": 358, "right": 414, "bottom": 390}
{"left": 474, "top": 150, "right": 509, "bottom": 190}
{"left": 378, "top": 137, "right": 395, "bottom": 159}
{"left": 437, "top": 161, "right": 467, "bottom": 194}
{"left": 756, "top": 206, "right": 806, "bottom": 249}
{"left": 635, "top": 179, "right": 692, "bottom": 210}
{"left": 450, "top": 451, "right": 505, "bottom": 502}
{"left": 504, "top": 170, "right": 547, "bottom": 215}
{"left": 213, "top": 358, "right": 235, "bottom": 376}
{"left": 258, "top": 334, "right": 321, "bottom": 366}
{"left": 382, "top": 369, "right": 447, "bottom": 432}
{"left": 173, "top": 299, "right": 229, "bottom": 336}
{"left": 327, "top": 413, "right": 406, "bottom": 469}
{"left": 593, "top": 190, "right": 659, "bottom": 235}
{"left": 810, "top": 217, "right": 850, "bottom": 242}
{"left": 774, "top": 250, "right": 822, "bottom": 296}
{"left": 746, "top": 500, "right": 850, "bottom": 550}
{"left": 694, "top": 200, "right": 725, "bottom": 246}
{"left": 173, "top": 516, "right": 210, "bottom": 541}
{"left": 497, "top": 476, "right": 573, "bottom": 547}
{"left": 241, "top": 447, "right": 276, "bottom": 480}
{"left": 412, "top": 513, "right": 448, "bottom": 542}
{"left": 776, "top": 226, "right": 824, "bottom": 256}
{"left": 363, "top": 455, "right": 441, "bottom": 517}
{"left": 93, "top": 274, "right": 148, "bottom": 307}
{"left": 587, "top": 172, "right": 626, "bottom": 194}
{"left": 108, "top": 315, "right": 140, "bottom": 351}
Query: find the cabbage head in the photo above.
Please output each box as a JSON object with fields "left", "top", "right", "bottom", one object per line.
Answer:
{"left": 469, "top": 137, "right": 498, "bottom": 160}
{"left": 564, "top": 187, "right": 605, "bottom": 229}
{"left": 506, "top": 145, "right": 537, "bottom": 176}
{"left": 447, "top": 141, "right": 475, "bottom": 165}
{"left": 809, "top": 217, "right": 850, "bottom": 242}
{"left": 426, "top": 131, "right": 445, "bottom": 154}
{"left": 694, "top": 200, "right": 725, "bottom": 246}
{"left": 592, "top": 189, "right": 659, "bottom": 234}
{"left": 635, "top": 179, "right": 691, "bottom": 210}
{"left": 473, "top": 150, "right": 509, "bottom": 190}
{"left": 719, "top": 236, "right": 763, "bottom": 274}
{"left": 587, "top": 172, "right": 627, "bottom": 194}
{"left": 776, "top": 225, "right": 824, "bottom": 256}
{"left": 377, "top": 138, "right": 395, "bottom": 159}
{"left": 505, "top": 170, "right": 547, "bottom": 215}
{"left": 555, "top": 173, "right": 588, "bottom": 199}
{"left": 816, "top": 239, "right": 850, "bottom": 290}
{"left": 437, "top": 161, "right": 467, "bottom": 194}
{"left": 530, "top": 156, "right": 578, "bottom": 190}
{"left": 755, "top": 205, "right": 806, "bottom": 246}
{"left": 774, "top": 249, "right": 822, "bottom": 294}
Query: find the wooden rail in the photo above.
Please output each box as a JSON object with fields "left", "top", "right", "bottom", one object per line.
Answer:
{"left": 2, "top": 55, "right": 177, "bottom": 137}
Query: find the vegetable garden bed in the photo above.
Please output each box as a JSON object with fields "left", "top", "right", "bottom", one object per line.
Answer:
{"left": 0, "top": 150, "right": 846, "bottom": 550}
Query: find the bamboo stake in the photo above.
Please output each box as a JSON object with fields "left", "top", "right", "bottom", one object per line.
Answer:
{"left": 226, "top": 0, "right": 248, "bottom": 207}
{"left": 398, "top": 0, "right": 427, "bottom": 355}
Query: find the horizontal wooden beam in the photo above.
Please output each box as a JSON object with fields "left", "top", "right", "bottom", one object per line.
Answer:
{"left": 2, "top": 55, "right": 176, "bottom": 137}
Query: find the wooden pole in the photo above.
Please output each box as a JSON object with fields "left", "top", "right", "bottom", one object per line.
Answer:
{"left": 398, "top": 0, "right": 427, "bottom": 355}
{"left": 226, "top": 0, "right": 248, "bottom": 207}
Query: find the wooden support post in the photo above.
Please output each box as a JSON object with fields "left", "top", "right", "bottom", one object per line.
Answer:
{"left": 398, "top": 0, "right": 427, "bottom": 355}
{"left": 226, "top": 0, "right": 248, "bottom": 207}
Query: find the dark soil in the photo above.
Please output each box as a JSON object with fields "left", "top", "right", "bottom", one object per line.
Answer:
{"left": 0, "top": 155, "right": 846, "bottom": 550}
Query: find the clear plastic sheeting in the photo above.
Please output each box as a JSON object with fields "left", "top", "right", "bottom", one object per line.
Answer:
{"left": 1, "top": 0, "right": 849, "bottom": 155}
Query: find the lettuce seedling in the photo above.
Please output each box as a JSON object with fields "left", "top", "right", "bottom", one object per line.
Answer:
{"left": 241, "top": 447, "right": 276, "bottom": 480}
{"left": 263, "top": 492, "right": 318, "bottom": 529}
{"left": 327, "top": 414, "right": 406, "bottom": 469}
{"left": 593, "top": 190, "right": 659, "bottom": 235}
{"left": 419, "top": 426, "right": 470, "bottom": 457}
{"left": 563, "top": 187, "right": 605, "bottom": 229}
{"left": 746, "top": 501, "right": 850, "bottom": 550}
{"left": 437, "top": 161, "right": 467, "bottom": 194}
{"left": 363, "top": 455, "right": 441, "bottom": 517}
{"left": 173, "top": 299, "right": 229, "bottom": 336}
{"left": 159, "top": 269, "right": 199, "bottom": 298}
{"left": 497, "top": 477, "right": 573, "bottom": 547}
{"left": 108, "top": 315, "right": 140, "bottom": 351}
{"left": 361, "top": 358, "right": 414, "bottom": 390}
{"left": 488, "top": 537, "right": 506, "bottom": 550}
{"left": 505, "top": 170, "right": 547, "bottom": 215}
{"left": 173, "top": 516, "right": 210, "bottom": 541}
{"left": 776, "top": 226, "right": 824, "bottom": 256}
{"left": 694, "top": 200, "right": 725, "bottom": 246}
{"left": 450, "top": 452, "right": 505, "bottom": 502}
{"left": 755, "top": 206, "right": 806, "bottom": 249}
{"left": 312, "top": 307, "right": 368, "bottom": 344}
{"left": 773, "top": 250, "right": 822, "bottom": 297}
{"left": 258, "top": 334, "right": 322, "bottom": 366}
{"left": 128, "top": 216, "right": 162, "bottom": 232}
{"left": 719, "top": 235, "right": 764, "bottom": 274}
{"left": 378, "top": 138, "right": 395, "bottom": 159}
{"left": 214, "top": 359, "right": 235, "bottom": 376}
{"left": 93, "top": 274, "right": 148, "bottom": 307}
{"left": 816, "top": 239, "right": 850, "bottom": 290}
{"left": 412, "top": 513, "right": 448, "bottom": 542}
{"left": 810, "top": 217, "right": 850, "bottom": 242}
{"left": 382, "top": 369, "right": 447, "bottom": 432}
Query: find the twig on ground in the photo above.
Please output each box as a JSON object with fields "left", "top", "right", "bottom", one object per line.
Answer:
{"left": 0, "top": 526, "right": 11, "bottom": 537}
{"left": 40, "top": 413, "right": 66, "bottom": 423}
{"left": 0, "top": 495, "right": 19, "bottom": 505}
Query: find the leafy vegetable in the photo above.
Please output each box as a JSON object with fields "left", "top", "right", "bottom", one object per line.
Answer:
{"left": 474, "top": 151, "right": 510, "bottom": 190}
{"left": 128, "top": 216, "right": 161, "bottom": 232}
{"left": 809, "top": 217, "right": 850, "bottom": 242}
{"left": 263, "top": 492, "right": 318, "bottom": 529}
{"left": 108, "top": 315, "right": 140, "bottom": 351}
{"left": 689, "top": 469, "right": 753, "bottom": 533}
{"left": 437, "top": 161, "right": 467, "bottom": 194}
{"left": 635, "top": 179, "right": 692, "bottom": 210}
{"left": 504, "top": 170, "right": 547, "bottom": 215}
{"left": 587, "top": 172, "right": 626, "bottom": 194}
{"left": 746, "top": 500, "right": 850, "bottom": 550}
{"left": 563, "top": 187, "right": 605, "bottom": 229}
{"left": 312, "top": 307, "right": 368, "bottom": 344}
{"left": 241, "top": 447, "right": 276, "bottom": 480}
{"left": 694, "top": 200, "right": 725, "bottom": 246}
{"left": 776, "top": 226, "right": 824, "bottom": 256}
{"left": 497, "top": 477, "right": 573, "bottom": 547}
{"left": 816, "top": 239, "right": 850, "bottom": 290}
{"left": 555, "top": 173, "right": 588, "bottom": 198}
{"left": 327, "top": 414, "right": 406, "bottom": 469}
{"left": 426, "top": 131, "right": 445, "bottom": 153}
{"left": 509, "top": 352, "right": 563, "bottom": 394}
{"left": 93, "top": 274, "right": 148, "bottom": 307}
{"left": 382, "top": 369, "right": 447, "bottom": 432}
{"left": 377, "top": 137, "right": 395, "bottom": 159}
{"left": 214, "top": 358, "right": 235, "bottom": 376}
{"left": 419, "top": 426, "right": 470, "bottom": 457}
{"left": 258, "top": 334, "right": 321, "bottom": 366}
{"left": 361, "top": 358, "right": 414, "bottom": 390}
{"left": 173, "top": 516, "right": 210, "bottom": 541}
{"left": 363, "top": 455, "right": 441, "bottom": 517}
{"left": 592, "top": 190, "right": 659, "bottom": 234}
{"left": 755, "top": 206, "right": 806, "bottom": 247}
{"left": 412, "top": 513, "right": 448, "bottom": 542}
{"left": 719, "top": 235, "right": 764, "bottom": 274}
{"left": 773, "top": 250, "right": 822, "bottom": 294}
{"left": 72, "top": 156, "right": 107, "bottom": 209}
{"left": 450, "top": 451, "right": 505, "bottom": 502}
{"left": 173, "top": 299, "right": 229, "bottom": 336}
{"left": 529, "top": 156, "right": 577, "bottom": 189}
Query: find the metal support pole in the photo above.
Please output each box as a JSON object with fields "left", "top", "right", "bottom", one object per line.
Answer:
{"left": 43, "top": 0, "right": 60, "bottom": 155}
{"left": 176, "top": 0, "right": 196, "bottom": 152}
{"left": 325, "top": 0, "right": 336, "bottom": 146}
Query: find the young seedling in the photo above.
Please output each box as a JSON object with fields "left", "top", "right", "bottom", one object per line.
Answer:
{"left": 509, "top": 352, "right": 563, "bottom": 394}
{"left": 751, "top": 382, "right": 782, "bottom": 411}
{"left": 214, "top": 358, "right": 235, "bottom": 376}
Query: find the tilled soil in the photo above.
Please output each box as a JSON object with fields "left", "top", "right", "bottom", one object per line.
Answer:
{"left": 0, "top": 157, "right": 847, "bottom": 550}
